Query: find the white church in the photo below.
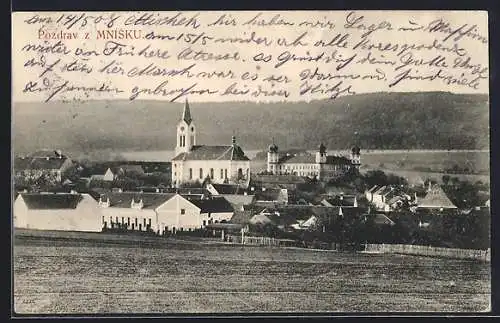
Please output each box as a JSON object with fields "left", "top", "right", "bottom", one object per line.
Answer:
{"left": 171, "top": 99, "right": 251, "bottom": 187}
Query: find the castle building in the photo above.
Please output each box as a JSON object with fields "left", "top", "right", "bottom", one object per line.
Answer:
{"left": 171, "top": 99, "right": 251, "bottom": 187}
{"left": 266, "top": 143, "right": 361, "bottom": 181}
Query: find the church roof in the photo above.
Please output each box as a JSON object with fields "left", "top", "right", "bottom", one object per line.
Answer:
{"left": 418, "top": 185, "right": 457, "bottom": 209}
{"left": 172, "top": 145, "right": 250, "bottom": 161}
{"left": 182, "top": 99, "right": 192, "bottom": 125}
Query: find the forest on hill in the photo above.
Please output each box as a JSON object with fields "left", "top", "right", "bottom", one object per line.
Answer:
{"left": 12, "top": 92, "right": 489, "bottom": 156}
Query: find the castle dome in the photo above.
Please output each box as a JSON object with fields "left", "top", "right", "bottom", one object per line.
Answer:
{"left": 268, "top": 143, "right": 278, "bottom": 153}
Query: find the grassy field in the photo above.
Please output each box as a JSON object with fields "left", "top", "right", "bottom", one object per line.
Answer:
{"left": 13, "top": 235, "right": 490, "bottom": 314}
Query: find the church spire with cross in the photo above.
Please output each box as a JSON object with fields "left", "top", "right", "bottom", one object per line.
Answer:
{"left": 182, "top": 98, "right": 193, "bottom": 125}
{"left": 175, "top": 98, "right": 196, "bottom": 156}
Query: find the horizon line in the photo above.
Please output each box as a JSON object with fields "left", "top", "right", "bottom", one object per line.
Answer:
{"left": 12, "top": 91, "right": 490, "bottom": 105}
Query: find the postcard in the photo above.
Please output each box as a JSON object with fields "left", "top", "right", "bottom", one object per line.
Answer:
{"left": 11, "top": 10, "right": 490, "bottom": 315}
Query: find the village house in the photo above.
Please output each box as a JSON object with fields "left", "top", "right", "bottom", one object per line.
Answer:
{"left": 254, "top": 187, "right": 289, "bottom": 205}
{"left": 96, "top": 192, "right": 234, "bottom": 234}
{"left": 417, "top": 184, "right": 457, "bottom": 211}
{"left": 205, "top": 183, "right": 255, "bottom": 211}
{"left": 365, "top": 185, "right": 411, "bottom": 212}
{"left": 320, "top": 194, "right": 358, "bottom": 208}
{"left": 90, "top": 167, "right": 115, "bottom": 182}
{"left": 172, "top": 99, "right": 251, "bottom": 187}
{"left": 266, "top": 142, "right": 361, "bottom": 181}
{"left": 116, "top": 164, "right": 145, "bottom": 177}
{"left": 14, "top": 150, "right": 73, "bottom": 183}
{"left": 13, "top": 192, "right": 102, "bottom": 232}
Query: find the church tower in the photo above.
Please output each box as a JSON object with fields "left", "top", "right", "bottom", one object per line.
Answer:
{"left": 267, "top": 139, "right": 279, "bottom": 174}
{"left": 175, "top": 99, "right": 197, "bottom": 157}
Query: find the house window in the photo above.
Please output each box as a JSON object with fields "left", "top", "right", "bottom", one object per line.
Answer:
{"left": 199, "top": 168, "right": 203, "bottom": 179}
{"left": 210, "top": 168, "right": 214, "bottom": 179}
{"left": 224, "top": 169, "right": 228, "bottom": 179}
{"left": 148, "top": 218, "right": 152, "bottom": 226}
{"left": 174, "top": 172, "right": 177, "bottom": 177}
{"left": 179, "top": 135, "right": 183, "bottom": 147}
{"left": 116, "top": 217, "right": 118, "bottom": 223}
{"left": 135, "top": 218, "right": 138, "bottom": 226}
{"left": 109, "top": 216, "right": 112, "bottom": 224}
{"left": 143, "top": 219, "right": 146, "bottom": 227}
{"left": 203, "top": 220, "right": 206, "bottom": 226}
{"left": 180, "top": 228, "right": 184, "bottom": 232}
{"left": 102, "top": 216, "right": 105, "bottom": 224}
{"left": 121, "top": 217, "right": 124, "bottom": 224}
{"left": 189, "top": 168, "right": 193, "bottom": 179}
{"left": 220, "top": 169, "right": 224, "bottom": 179}
{"left": 128, "top": 217, "right": 130, "bottom": 225}
{"left": 181, "top": 209, "right": 186, "bottom": 215}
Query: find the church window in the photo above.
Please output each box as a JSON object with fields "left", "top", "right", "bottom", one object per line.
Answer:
{"left": 224, "top": 169, "right": 228, "bottom": 179}
{"left": 189, "top": 168, "right": 193, "bottom": 179}
{"left": 237, "top": 168, "right": 243, "bottom": 180}
{"left": 179, "top": 136, "right": 182, "bottom": 146}
{"left": 220, "top": 169, "right": 224, "bottom": 179}
{"left": 180, "top": 126, "right": 185, "bottom": 131}
{"left": 181, "top": 209, "right": 186, "bottom": 215}
{"left": 191, "top": 135, "right": 195, "bottom": 145}
{"left": 199, "top": 168, "right": 203, "bottom": 179}
{"left": 210, "top": 168, "right": 214, "bottom": 179}
{"left": 191, "top": 127, "right": 194, "bottom": 132}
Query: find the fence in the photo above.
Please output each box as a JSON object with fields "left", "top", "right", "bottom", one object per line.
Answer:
{"left": 227, "top": 235, "right": 297, "bottom": 247}
{"left": 364, "top": 243, "right": 490, "bottom": 262}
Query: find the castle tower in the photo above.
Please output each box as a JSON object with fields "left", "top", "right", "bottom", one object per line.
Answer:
{"left": 175, "top": 99, "right": 196, "bottom": 157}
{"left": 315, "top": 143, "right": 327, "bottom": 164}
{"left": 267, "top": 139, "right": 279, "bottom": 174}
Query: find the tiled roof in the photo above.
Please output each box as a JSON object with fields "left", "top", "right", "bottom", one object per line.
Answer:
{"left": 172, "top": 145, "right": 250, "bottom": 161}
{"left": 252, "top": 175, "right": 307, "bottom": 184}
{"left": 255, "top": 189, "right": 283, "bottom": 201}
{"left": 189, "top": 197, "right": 234, "bottom": 213}
{"left": 20, "top": 193, "right": 84, "bottom": 209}
{"left": 418, "top": 186, "right": 457, "bottom": 209}
{"left": 14, "top": 157, "right": 32, "bottom": 172}
{"left": 99, "top": 192, "right": 175, "bottom": 209}
{"left": 279, "top": 154, "right": 316, "bottom": 164}
{"left": 210, "top": 183, "right": 248, "bottom": 195}
{"left": 222, "top": 194, "right": 255, "bottom": 206}
{"left": 229, "top": 210, "right": 254, "bottom": 224}
{"left": 30, "top": 157, "right": 69, "bottom": 170}
{"left": 325, "top": 155, "right": 352, "bottom": 164}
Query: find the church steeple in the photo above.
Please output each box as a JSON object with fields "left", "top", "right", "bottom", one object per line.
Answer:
{"left": 175, "top": 98, "right": 196, "bottom": 156}
{"left": 182, "top": 98, "right": 193, "bottom": 125}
